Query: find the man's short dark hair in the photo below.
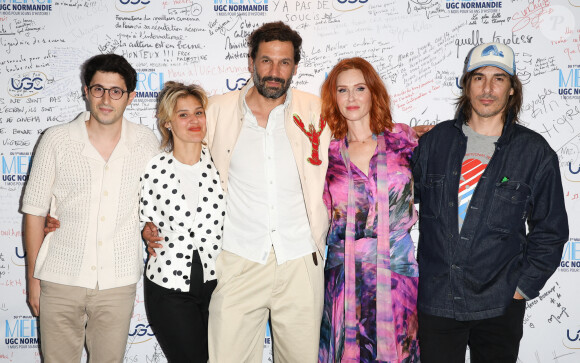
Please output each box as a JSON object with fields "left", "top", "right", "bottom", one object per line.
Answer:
{"left": 248, "top": 21, "right": 302, "bottom": 64}
{"left": 82, "top": 54, "right": 137, "bottom": 92}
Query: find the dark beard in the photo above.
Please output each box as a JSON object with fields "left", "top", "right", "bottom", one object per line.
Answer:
{"left": 252, "top": 67, "right": 292, "bottom": 100}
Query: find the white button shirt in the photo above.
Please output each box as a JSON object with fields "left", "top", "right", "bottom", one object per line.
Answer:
{"left": 222, "top": 89, "right": 315, "bottom": 264}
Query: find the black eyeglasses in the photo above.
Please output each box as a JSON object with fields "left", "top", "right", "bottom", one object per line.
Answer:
{"left": 88, "top": 85, "right": 128, "bottom": 100}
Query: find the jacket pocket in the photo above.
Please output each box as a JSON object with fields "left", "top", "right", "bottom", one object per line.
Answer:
{"left": 420, "top": 174, "right": 445, "bottom": 219}
{"left": 487, "top": 181, "right": 531, "bottom": 233}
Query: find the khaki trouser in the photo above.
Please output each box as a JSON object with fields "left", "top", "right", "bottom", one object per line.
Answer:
{"left": 209, "top": 248, "right": 324, "bottom": 363}
{"left": 39, "top": 281, "right": 136, "bottom": 363}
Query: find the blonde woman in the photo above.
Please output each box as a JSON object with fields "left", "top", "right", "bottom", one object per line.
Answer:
{"left": 140, "top": 81, "right": 225, "bottom": 363}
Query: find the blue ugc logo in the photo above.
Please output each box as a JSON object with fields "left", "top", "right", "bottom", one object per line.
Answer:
{"left": 8, "top": 71, "right": 47, "bottom": 98}
{"left": 128, "top": 323, "right": 155, "bottom": 343}
{"left": 334, "top": 0, "right": 368, "bottom": 12}
{"left": 563, "top": 327, "right": 580, "bottom": 349}
{"left": 116, "top": 0, "right": 150, "bottom": 13}
{"left": 226, "top": 77, "right": 249, "bottom": 91}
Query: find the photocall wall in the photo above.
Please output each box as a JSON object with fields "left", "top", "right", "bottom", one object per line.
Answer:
{"left": 1, "top": 0, "right": 579, "bottom": 362}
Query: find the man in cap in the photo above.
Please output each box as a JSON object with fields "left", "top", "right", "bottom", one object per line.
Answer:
{"left": 412, "top": 42, "right": 568, "bottom": 362}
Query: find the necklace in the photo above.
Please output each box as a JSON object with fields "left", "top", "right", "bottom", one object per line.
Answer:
{"left": 347, "top": 134, "right": 374, "bottom": 143}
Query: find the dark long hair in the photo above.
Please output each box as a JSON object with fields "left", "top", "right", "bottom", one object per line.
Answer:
{"left": 456, "top": 69, "right": 523, "bottom": 124}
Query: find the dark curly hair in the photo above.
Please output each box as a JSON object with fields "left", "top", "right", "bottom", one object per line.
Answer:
{"left": 248, "top": 21, "right": 302, "bottom": 64}
{"left": 82, "top": 54, "right": 137, "bottom": 92}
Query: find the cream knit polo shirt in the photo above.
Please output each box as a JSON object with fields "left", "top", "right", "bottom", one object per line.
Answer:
{"left": 21, "top": 111, "right": 159, "bottom": 289}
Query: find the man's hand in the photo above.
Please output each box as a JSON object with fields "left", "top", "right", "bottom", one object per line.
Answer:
{"left": 513, "top": 291, "right": 525, "bottom": 300}
{"left": 413, "top": 125, "right": 435, "bottom": 138}
{"left": 27, "top": 278, "right": 41, "bottom": 316}
{"left": 44, "top": 213, "right": 60, "bottom": 235}
{"left": 142, "top": 222, "right": 163, "bottom": 257}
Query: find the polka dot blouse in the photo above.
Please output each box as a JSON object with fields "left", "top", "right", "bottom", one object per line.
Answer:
{"left": 139, "top": 148, "right": 226, "bottom": 291}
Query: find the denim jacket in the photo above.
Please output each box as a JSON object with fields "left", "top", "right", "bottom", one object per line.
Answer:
{"left": 412, "top": 113, "right": 568, "bottom": 321}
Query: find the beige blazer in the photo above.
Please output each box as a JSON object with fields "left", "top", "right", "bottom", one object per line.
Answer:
{"left": 205, "top": 80, "right": 331, "bottom": 255}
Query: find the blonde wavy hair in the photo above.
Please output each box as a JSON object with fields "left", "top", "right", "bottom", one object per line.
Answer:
{"left": 156, "top": 81, "right": 208, "bottom": 151}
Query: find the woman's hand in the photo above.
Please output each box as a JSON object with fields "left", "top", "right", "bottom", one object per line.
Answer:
{"left": 43, "top": 213, "right": 60, "bottom": 235}
{"left": 142, "top": 222, "right": 163, "bottom": 257}
{"left": 412, "top": 125, "right": 435, "bottom": 138}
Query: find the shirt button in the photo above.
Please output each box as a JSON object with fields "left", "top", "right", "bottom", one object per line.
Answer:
{"left": 452, "top": 171, "right": 458, "bottom": 176}
{"left": 105, "top": 165, "right": 109, "bottom": 171}
{"left": 98, "top": 241, "right": 103, "bottom": 246}
{"left": 100, "top": 216, "right": 105, "bottom": 222}
{"left": 103, "top": 191, "right": 108, "bottom": 197}
{"left": 448, "top": 201, "right": 454, "bottom": 207}
{"left": 91, "top": 266, "right": 96, "bottom": 271}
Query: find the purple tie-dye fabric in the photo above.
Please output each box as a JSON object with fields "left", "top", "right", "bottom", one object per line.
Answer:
{"left": 319, "top": 123, "right": 420, "bottom": 363}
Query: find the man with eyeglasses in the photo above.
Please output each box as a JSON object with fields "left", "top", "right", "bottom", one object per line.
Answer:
{"left": 21, "top": 53, "right": 159, "bottom": 363}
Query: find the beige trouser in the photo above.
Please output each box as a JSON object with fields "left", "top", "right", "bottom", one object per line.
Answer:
{"left": 39, "top": 281, "right": 136, "bottom": 363}
{"left": 208, "top": 248, "right": 324, "bottom": 363}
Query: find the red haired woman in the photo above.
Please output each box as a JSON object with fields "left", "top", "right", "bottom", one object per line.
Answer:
{"left": 319, "top": 58, "right": 420, "bottom": 362}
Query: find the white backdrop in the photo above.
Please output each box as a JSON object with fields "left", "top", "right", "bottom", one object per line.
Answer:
{"left": 1, "top": 0, "right": 579, "bottom": 362}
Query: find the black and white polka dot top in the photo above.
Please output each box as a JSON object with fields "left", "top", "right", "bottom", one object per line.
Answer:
{"left": 139, "top": 148, "right": 225, "bottom": 291}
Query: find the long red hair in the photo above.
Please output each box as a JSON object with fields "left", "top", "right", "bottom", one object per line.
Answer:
{"left": 321, "top": 57, "right": 393, "bottom": 139}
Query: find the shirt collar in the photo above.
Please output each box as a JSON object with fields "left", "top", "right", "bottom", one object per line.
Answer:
{"left": 241, "top": 80, "right": 292, "bottom": 129}
{"left": 70, "top": 111, "right": 131, "bottom": 162}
